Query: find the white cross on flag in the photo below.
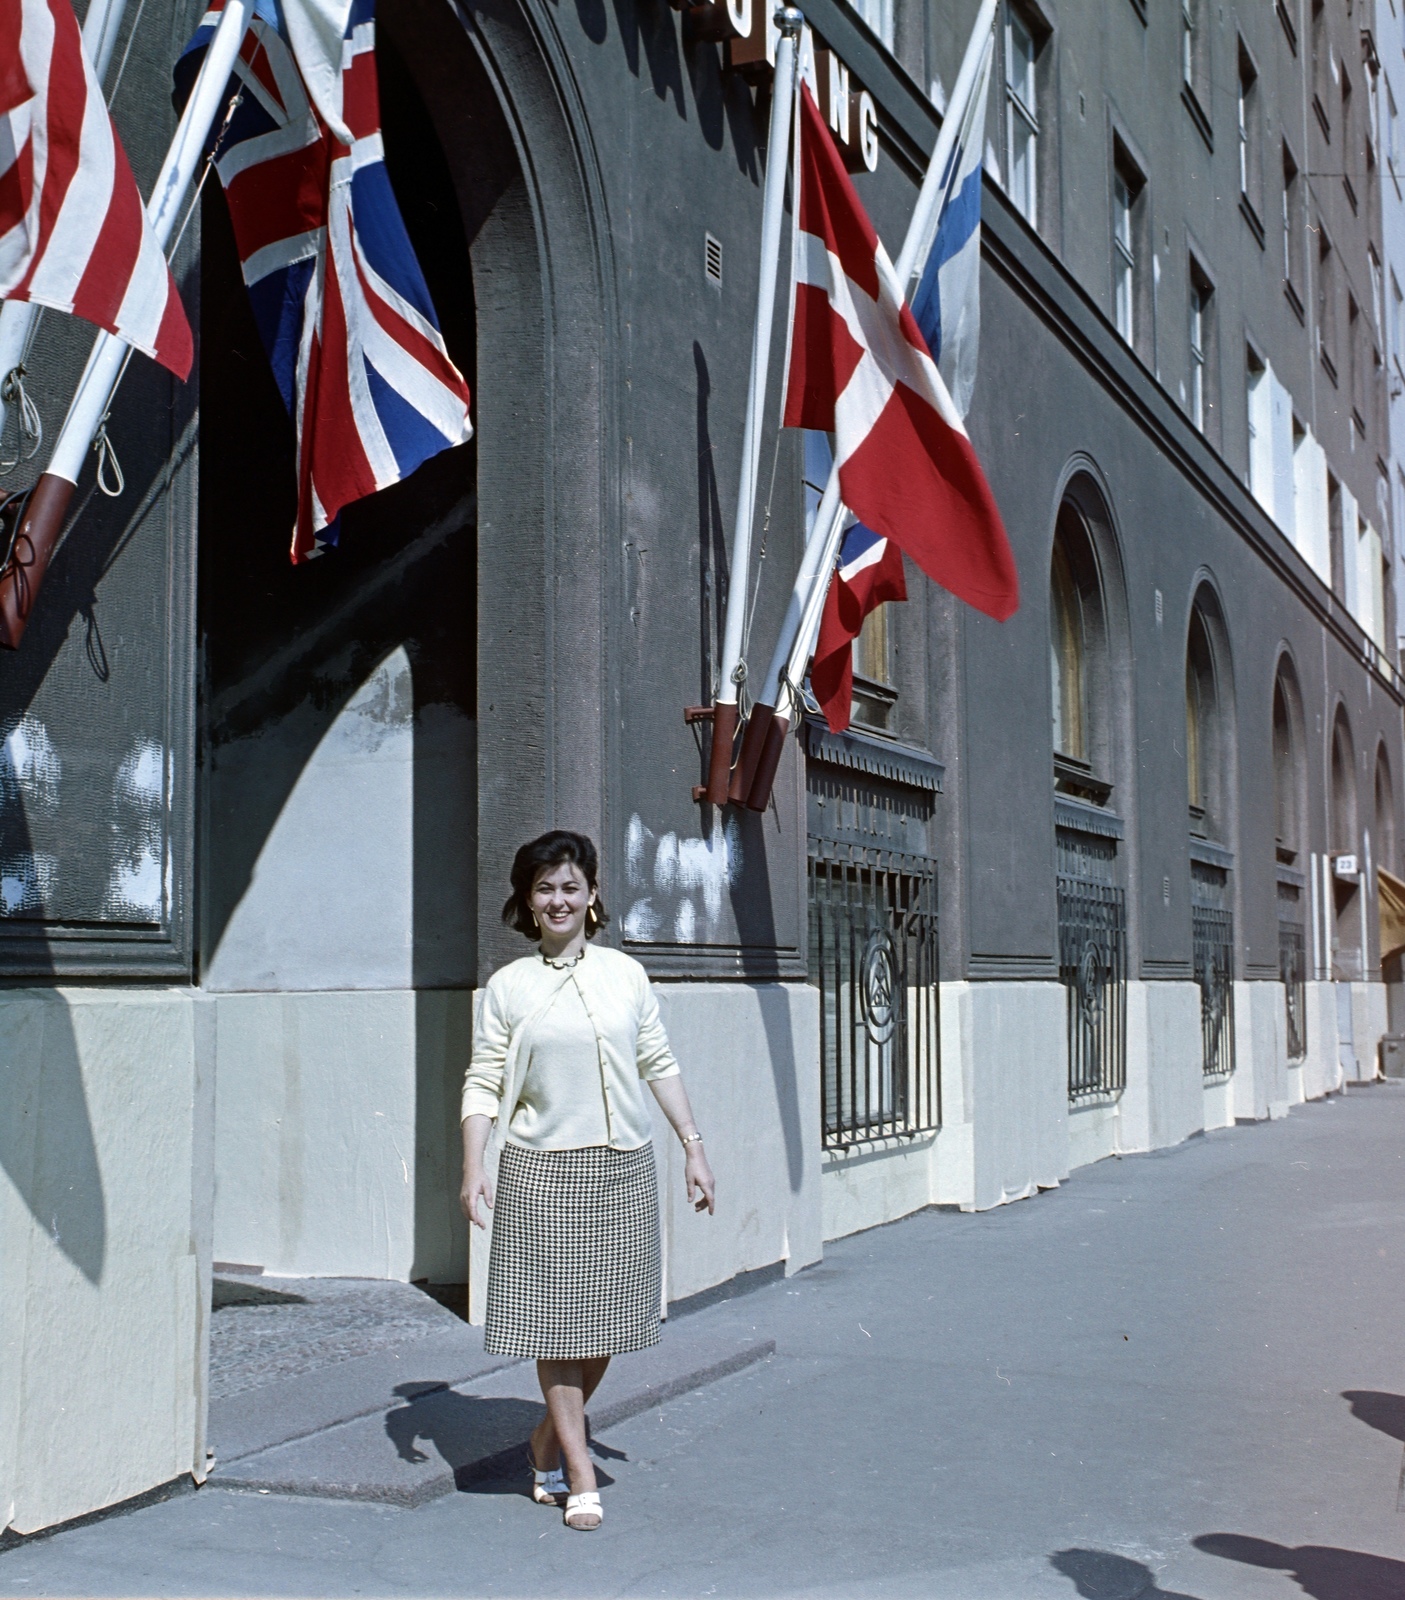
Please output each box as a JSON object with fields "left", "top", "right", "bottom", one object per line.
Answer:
{"left": 0, "top": 0, "right": 193, "bottom": 376}
{"left": 784, "top": 85, "right": 1016, "bottom": 623}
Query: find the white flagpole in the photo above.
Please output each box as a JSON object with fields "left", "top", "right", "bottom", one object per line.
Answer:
{"left": 739, "top": 0, "right": 998, "bottom": 809}
{"left": 702, "top": 3, "right": 805, "bottom": 806}
{"left": 0, "top": 0, "right": 252, "bottom": 647}
{"left": 0, "top": 0, "right": 134, "bottom": 448}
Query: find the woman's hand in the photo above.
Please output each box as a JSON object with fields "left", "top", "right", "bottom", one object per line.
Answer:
{"left": 685, "top": 1142, "right": 716, "bottom": 1215}
{"left": 460, "top": 1164, "right": 494, "bottom": 1229}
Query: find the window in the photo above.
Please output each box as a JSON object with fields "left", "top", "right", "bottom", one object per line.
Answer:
{"left": 1388, "top": 79, "right": 1401, "bottom": 178}
{"left": 1392, "top": 271, "right": 1403, "bottom": 367}
{"left": 1050, "top": 537, "right": 1085, "bottom": 760}
{"left": 1318, "top": 226, "right": 1338, "bottom": 382}
{"left": 1005, "top": 6, "right": 1039, "bottom": 226}
{"left": 1371, "top": 248, "right": 1385, "bottom": 337}
{"left": 1349, "top": 294, "right": 1365, "bottom": 435}
{"left": 1311, "top": 0, "right": 1331, "bottom": 137}
{"left": 1238, "top": 42, "right": 1261, "bottom": 225}
{"left": 1185, "top": 599, "right": 1228, "bottom": 840}
{"left": 1111, "top": 147, "right": 1145, "bottom": 349}
{"left": 1342, "top": 69, "right": 1358, "bottom": 210}
{"left": 1181, "top": 0, "right": 1195, "bottom": 87}
{"left": 1282, "top": 143, "right": 1305, "bottom": 316}
{"left": 851, "top": 0, "right": 893, "bottom": 49}
{"left": 1188, "top": 259, "right": 1213, "bottom": 431}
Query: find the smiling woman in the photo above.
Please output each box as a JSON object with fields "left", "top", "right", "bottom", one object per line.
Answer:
{"left": 459, "top": 829, "right": 715, "bottom": 1532}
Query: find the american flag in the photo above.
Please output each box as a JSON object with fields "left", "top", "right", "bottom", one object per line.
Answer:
{"left": 0, "top": 0, "right": 192, "bottom": 375}
{"left": 177, "top": 0, "right": 472, "bottom": 561}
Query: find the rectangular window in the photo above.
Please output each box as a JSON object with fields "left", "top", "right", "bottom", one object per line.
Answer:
{"left": 1349, "top": 295, "right": 1365, "bottom": 434}
{"left": 1388, "top": 80, "right": 1400, "bottom": 177}
{"left": 1238, "top": 43, "right": 1261, "bottom": 218}
{"left": 1342, "top": 69, "right": 1358, "bottom": 210}
{"left": 1005, "top": 6, "right": 1039, "bottom": 226}
{"left": 1371, "top": 247, "right": 1385, "bottom": 337}
{"left": 1189, "top": 260, "right": 1212, "bottom": 431}
{"left": 1318, "top": 226, "right": 1338, "bottom": 382}
{"left": 1247, "top": 347, "right": 1270, "bottom": 505}
{"left": 1112, "top": 164, "right": 1138, "bottom": 345}
{"left": 1391, "top": 271, "right": 1403, "bottom": 366}
{"left": 1311, "top": 0, "right": 1330, "bottom": 138}
{"left": 1283, "top": 143, "right": 1304, "bottom": 315}
{"left": 1182, "top": 0, "right": 1194, "bottom": 87}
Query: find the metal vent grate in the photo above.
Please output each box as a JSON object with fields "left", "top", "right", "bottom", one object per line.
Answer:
{"left": 704, "top": 232, "right": 723, "bottom": 286}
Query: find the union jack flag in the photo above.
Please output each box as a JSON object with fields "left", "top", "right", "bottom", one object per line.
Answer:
{"left": 177, "top": 0, "right": 472, "bottom": 561}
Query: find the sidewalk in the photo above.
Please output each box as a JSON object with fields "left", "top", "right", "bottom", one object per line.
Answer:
{"left": 5, "top": 1084, "right": 1405, "bottom": 1597}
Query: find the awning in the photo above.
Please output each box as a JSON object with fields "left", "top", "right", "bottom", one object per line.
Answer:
{"left": 1380, "top": 867, "right": 1405, "bottom": 963}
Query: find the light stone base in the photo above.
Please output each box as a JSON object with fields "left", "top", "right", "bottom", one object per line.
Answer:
{"left": 0, "top": 988, "right": 210, "bottom": 1537}
{"left": 209, "top": 990, "right": 471, "bottom": 1283}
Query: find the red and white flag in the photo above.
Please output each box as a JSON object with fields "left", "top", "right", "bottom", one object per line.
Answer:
{"left": 784, "top": 86, "right": 1017, "bottom": 623}
{"left": 0, "top": 0, "right": 193, "bottom": 377}
{"left": 810, "top": 519, "right": 907, "bottom": 731}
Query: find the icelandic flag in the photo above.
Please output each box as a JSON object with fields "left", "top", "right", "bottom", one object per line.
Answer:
{"left": 907, "top": 27, "right": 994, "bottom": 421}
{"left": 810, "top": 516, "right": 906, "bottom": 732}
{"left": 176, "top": 0, "right": 472, "bottom": 561}
{"left": 784, "top": 85, "right": 1017, "bottom": 624}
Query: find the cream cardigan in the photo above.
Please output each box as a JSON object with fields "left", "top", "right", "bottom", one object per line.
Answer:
{"left": 461, "top": 945, "right": 680, "bottom": 1150}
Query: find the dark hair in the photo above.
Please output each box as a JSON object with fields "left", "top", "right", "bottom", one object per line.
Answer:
{"left": 502, "top": 830, "right": 610, "bottom": 940}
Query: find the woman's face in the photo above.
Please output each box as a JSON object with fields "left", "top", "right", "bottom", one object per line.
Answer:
{"left": 528, "top": 859, "right": 596, "bottom": 946}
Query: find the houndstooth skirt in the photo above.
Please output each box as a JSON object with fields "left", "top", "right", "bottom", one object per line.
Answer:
{"left": 484, "top": 1142, "right": 662, "bottom": 1360}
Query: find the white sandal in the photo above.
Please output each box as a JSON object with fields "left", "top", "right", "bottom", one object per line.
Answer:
{"left": 564, "top": 1490, "right": 602, "bottom": 1530}
{"left": 527, "top": 1447, "right": 567, "bottom": 1505}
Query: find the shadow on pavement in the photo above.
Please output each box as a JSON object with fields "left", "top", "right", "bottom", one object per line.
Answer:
{"left": 382, "top": 1384, "right": 620, "bottom": 1498}
{"left": 1050, "top": 1548, "right": 1201, "bottom": 1598}
{"left": 1194, "top": 1533, "right": 1405, "bottom": 1598}
{"left": 1341, "top": 1390, "right": 1405, "bottom": 1444}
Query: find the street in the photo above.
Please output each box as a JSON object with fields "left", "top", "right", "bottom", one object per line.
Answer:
{"left": 5, "top": 1084, "right": 1405, "bottom": 1598}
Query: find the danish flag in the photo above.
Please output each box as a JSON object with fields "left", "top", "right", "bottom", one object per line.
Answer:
{"left": 0, "top": 0, "right": 192, "bottom": 375}
{"left": 784, "top": 85, "right": 1017, "bottom": 623}
{"left": 177, "top": 0, "right": 472, "bottom": 561}
{"left": 810, "top": 519, "right": 907, "bottom": 732}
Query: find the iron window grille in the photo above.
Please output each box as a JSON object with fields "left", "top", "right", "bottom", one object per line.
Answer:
{"left": 1193, "top": 904, "right": 1236, "bottom": 1078}
{"left": 1279, "top": 919, "right": 1307, "bottom": 1060}
{"left": 1057, "top": 836, "right": 1128, "bottom": 1102}
{"left": 808, "top": 840, "right": 940, "bottom": 1150}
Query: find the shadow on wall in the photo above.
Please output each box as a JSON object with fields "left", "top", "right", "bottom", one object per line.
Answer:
{"left": 1049, "top": 1548, "right": 1201, "bottom": 1599}
{"left": 0, "top": 1000, "right": 106, "bottom": 1285}
{"left": 1193, "top": 1533, "right": 1405, "bottom": 1600}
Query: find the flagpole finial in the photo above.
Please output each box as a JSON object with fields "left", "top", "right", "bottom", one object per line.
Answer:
{"left": 775, "top": 6, "right": 804, "bottom": 36}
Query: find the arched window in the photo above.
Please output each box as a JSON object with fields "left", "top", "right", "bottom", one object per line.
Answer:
{"left": 1376, "top": 745, "right": 1397, "bottom": 877}
{"left": 1050, "top": 536, "right": 1085, "bottom": 761}
{"left": 1330, "top": 708, "right": 1358, "bottom": 856}
{"left": 1272, "top": 660, "right": 1307, "bottom": 864}
{"left": 1048, "top": 499, "right": 1113, "bottom": 804}
{"left": 1185, "top": 602, "right": 1224, "bottom": 838}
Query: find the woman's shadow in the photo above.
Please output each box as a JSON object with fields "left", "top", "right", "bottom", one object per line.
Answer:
{"left": 383, "top": 1383, "right": 621, "bottom": 1494}
{"left": 1050, "top": 1548, "right": 1201, "bottom": 1598}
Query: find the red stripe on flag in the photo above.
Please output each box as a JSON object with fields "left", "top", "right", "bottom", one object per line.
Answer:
{"left": 810, "top": 540, "right": 906, "bottom": 733}
{"left": 0, "top": 0, "right": 31, "bottom": 115}
{"left": 349, "top": 222, "right": 470, "bottom": 401}
{"left": 840, "top": 382, "right": 1018, "bottom": 622}
{"left": 0, "top": 136, "right": 33, "bottom": 238}
{"left": 152, "top": 283, "right": 193, "bottom": 380}
{"left": 783, "top": 283, "right": 865, "bottom": 432}
{"left": 12, "top": 0, "right": 87, "bottom": 298}
{"left": 340, "top": 54, "right": 379, "bottom": 142}
{"left": 71, "top": 139, "right": 143, "bottom": 331}
{"left": 223, "top": 141, "right": 328, "bottom": 261}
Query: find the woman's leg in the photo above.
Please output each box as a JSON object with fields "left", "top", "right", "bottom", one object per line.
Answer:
{"left": 530, "top": 1356, "right": 609, "bottom": 1472}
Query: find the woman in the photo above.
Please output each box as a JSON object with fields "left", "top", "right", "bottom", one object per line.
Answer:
{"left": 460, "top": 830, "right": 715, "bottom": 1532}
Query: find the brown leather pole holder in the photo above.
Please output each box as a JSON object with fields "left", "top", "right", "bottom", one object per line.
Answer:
{"left": 728, "top": 702, "right": 773, "bottom": 803}
{"left": 0, "top": 474, "right": 75, "bottom": 649}
{"left": 744, "top": 710, "right": 789, "bottom": 812}
{"left": 703, "top": 701, "right": 739, "bottom": 806}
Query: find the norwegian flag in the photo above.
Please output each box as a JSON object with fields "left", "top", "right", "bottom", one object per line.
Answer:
{"left": 0, "top": 0, "right": 192, "bottom": 375}
{"left": 784, "top": 86, "right": 1017, "bottom": 623}
{"left": 177, "top": 0, "right": 472, "bottom": 561}
{"left": 810, "top": 519, "right": 906, "bottom": 732}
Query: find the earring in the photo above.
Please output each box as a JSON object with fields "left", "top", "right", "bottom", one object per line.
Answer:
{"left": 586, "top": 905, "right": 598, "bottom": 931}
